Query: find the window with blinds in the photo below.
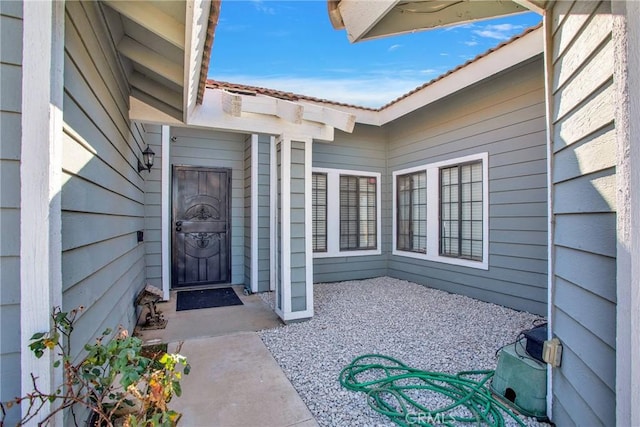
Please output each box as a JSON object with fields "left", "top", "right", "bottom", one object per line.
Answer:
{"left": 440, "top": 161, "right": 483, "bottom": 260}
{"left": 396, "top": 171, "right": 427, "bottom": 253}
{"left": 340, "top": 175, "right": 377, "bottom": 250}
{"left": 312, "top": 172, "right": 327, "bottom": 252}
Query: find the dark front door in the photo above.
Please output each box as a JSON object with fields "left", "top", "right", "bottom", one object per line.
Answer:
{"left": 172, "top": 166, "right": 231, "bottom": 288}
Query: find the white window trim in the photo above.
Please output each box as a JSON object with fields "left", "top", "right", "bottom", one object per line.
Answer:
{"left": 312, "top": 167, "right": 382, "bottom": 258}
{"left": 392, "top": 152, "right": 489, "bottom": 270}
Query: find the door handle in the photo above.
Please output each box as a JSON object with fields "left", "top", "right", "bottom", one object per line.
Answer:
{"left": 176, "top": 221, "right": 183, "bottom": 226}
{"left": 176, "top": 227, "right": 182, "bottom": 232}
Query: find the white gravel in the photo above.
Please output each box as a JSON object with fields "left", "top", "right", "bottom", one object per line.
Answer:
{"left": 258, "top": 277, "right": 550, "bottom": 427}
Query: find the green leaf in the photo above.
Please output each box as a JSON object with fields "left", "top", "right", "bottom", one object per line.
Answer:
{"left": 53, "top": 360, "right": 60, "bottom": 368}
{"left": 30, "top": 332, "right": 46, "bottom": 340}
{"left": 172, "top": 381, "right": 182, "bottom": 397}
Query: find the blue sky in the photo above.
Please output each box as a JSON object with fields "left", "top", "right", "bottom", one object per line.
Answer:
{"left": 209, "top": 1, "right": 542, "bottom": 108}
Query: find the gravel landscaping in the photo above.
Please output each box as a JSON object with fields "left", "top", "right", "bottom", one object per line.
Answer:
{"left": 259, "top": 277, "right": 550, "bottom": 427}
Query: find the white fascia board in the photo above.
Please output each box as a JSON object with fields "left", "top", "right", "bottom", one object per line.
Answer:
{"left": 183, "top": 0, "right": 209, "bottom": 121}
{"left": 378, "top": 27, "right": 544, "bottom": 125}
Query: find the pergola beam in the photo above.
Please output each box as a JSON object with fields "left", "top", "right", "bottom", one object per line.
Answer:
{"left": 217, "top": 90, "right": 355, "bottom": 131}
{"left": 104, "top": 1, "right": 185, "bottom": 49}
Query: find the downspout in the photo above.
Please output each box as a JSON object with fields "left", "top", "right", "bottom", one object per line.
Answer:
{"left": 542, "top": 9, "right": 555, "bottom": 421}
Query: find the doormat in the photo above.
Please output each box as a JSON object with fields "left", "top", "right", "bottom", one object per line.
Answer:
{"left": 176, "top": 287, "right": 243, "bottom": 311}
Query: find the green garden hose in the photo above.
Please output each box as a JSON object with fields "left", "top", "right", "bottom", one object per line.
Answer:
{"left": 339, "top": 354, "right": 526, "bottom": 427}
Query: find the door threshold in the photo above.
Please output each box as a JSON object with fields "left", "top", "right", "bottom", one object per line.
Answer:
{"left": 172, "top": 283, "right": 237, "bottom": 292}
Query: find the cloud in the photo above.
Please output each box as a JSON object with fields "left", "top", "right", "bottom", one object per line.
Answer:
{"left": 463, "top": 40, "right": 479, "bottom": 46}
{"left": 209, "top": 74, "right": 432, "bottom": 108}
{"left": 388, "top": 44, "right": 402, "bottom": 52}
{"left": 250, "top": 0, "right": 275, "bottom": 15}
{"left": 440, "top": 53, "right": 449, "bottom": 56}
{"left": 472, "top": 23, "right": 524, "bottom": 40}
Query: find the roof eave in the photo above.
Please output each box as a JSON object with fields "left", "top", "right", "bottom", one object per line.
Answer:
{"left": 330, "top": 0, "right": 533, "bottom": 43}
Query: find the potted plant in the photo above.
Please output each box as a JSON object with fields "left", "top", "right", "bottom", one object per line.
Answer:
{"left": 0, "top": 306, "right": 190, "bottom": 426}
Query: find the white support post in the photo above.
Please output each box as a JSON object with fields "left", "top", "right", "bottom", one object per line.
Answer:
{"left": 250, "top": 134, "right": 259, "bottom": 293}
{"left": 542, "top": 10, "right": 555, "bottom": 421}
{"left": 613, "top": 2, "right": 640, "bottom": 425}
{"left": 161, "top": 126, "right": 171, "bottom": 300}
{"left": 269, "top": 136, "right": 277, "bottom": 292}
{"left": 20, "top": 1, "right": 65, "bottom": 424}
{"left": 280, "top": 136, "right": 292, "bottom": 317}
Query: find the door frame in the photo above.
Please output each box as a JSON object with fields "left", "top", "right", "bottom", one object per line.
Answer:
{"left": 171, "top": 165, "right": 232, "bottom": 289}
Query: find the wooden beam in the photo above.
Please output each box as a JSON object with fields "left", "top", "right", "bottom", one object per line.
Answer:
{"left": 337, "top": 0, "right": 399, "bottom": 42}
{"left": 299, "top": 102, "right": 356, "bottom": 133}
{"left": 104, "top": 1, "right": 185, "bottom": 49}
{"left": 131, "top": 92, "right": 335, "bottom": 141}
{"left": 221, "top": 90, "right": 242, "bottom": 116}
{"left": 117, "top": 36, "right": 183, "bottom": 86}
{"left": 276, "top": 98, "right": 304, "bottom": 124}
{"left": 129, "top": 72, "right": 182, "bottom": 111}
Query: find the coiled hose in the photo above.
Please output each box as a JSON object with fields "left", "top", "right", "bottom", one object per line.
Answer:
{"left": 339, "top": 354, "right": 526, "bottom": 427}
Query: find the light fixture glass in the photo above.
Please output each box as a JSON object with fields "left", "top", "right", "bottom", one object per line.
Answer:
{"left": 138, "top": 145, "right": 155, "bottom": 172}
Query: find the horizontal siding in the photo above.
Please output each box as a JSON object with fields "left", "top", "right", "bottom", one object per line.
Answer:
{"left": 290, "top": 141, "right": 306, "bottom": 312}
{"left": 387, "top": 56, "right": 547, "bottom": 315}
{"left": 61, "top": 1, "right": 144, "bottom": 359}
{"left": 549, "top": 1, "right": 616, "bottom": 425}
{"left": 0, "top": 3, "right": 23, "bottom": 423}
{"left": 157, "top": 127, "right": 246, "bottom": 285}
{"left": 142, "top": 125, "right": 163, "bottom": 289}
{"left": 312, "top": 124, "right": 388, "bottom": 283}
{"left": 257, "top": 135, "right": 271, "bottom": 292}
{"left": 244, "top": 136, "right": 251, "bottom": 288}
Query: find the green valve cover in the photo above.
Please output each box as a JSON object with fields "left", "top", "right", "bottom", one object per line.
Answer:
{"left": 490, "top": 343, "right": 548, "bottom": 420}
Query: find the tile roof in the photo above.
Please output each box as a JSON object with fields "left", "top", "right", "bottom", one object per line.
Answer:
{"left": 206, "top": 23, "right": 542, "bottom": 112}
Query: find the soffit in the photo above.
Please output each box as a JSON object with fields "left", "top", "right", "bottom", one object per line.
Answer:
{"left": 101, "top": 0, "right": 217, "bottom": 123}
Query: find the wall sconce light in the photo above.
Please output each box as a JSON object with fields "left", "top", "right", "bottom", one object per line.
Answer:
{"left": 137, "top": 145, "right": 155, "bottom": 173}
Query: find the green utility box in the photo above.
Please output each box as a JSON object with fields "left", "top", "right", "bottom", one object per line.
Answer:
{"left": 490, "top": 343, "right": 548, "bottom": 420}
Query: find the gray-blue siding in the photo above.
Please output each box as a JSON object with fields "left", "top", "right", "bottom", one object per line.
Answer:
{"left": 244, "top": 136, "right": 251, "bottom": 288}
{"left": 0, "top": 1, "right": 23, "bottom": 423}
{"left": 386, "top": 57, "right": 547, "bottom": 315}
{"left": 257, "top": 135, "right": 271, "bottom": 292}
{"left": 313, "top": 57, "right": 547, "bottom": 316}
{"left": 290, "top": 141, "right": 307, "bottom": 311}
{"left": 61, "top": 1, "right": 146, "bottom": 366}
{"left": 312, "top": 124, "right": 389, "bottom": 283}
{"left": 549, "top": 1, "right": 617, "bottom": 425}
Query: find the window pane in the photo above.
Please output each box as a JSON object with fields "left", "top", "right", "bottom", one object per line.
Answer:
{"left": 396, "top": 171, "right": 426, "bottom": 253}
{"left": 440, "top": 161, "right": 483, "bottom": 261}
{"left": 340, "top": 175, "right": 377, "bottom": 250}
{"left": 312, "top": 173, "right": 327, "bottom": 252}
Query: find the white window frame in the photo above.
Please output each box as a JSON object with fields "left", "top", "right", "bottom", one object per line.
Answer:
{"left": 392, "top": 152, "right": 489, "bottom": 270}
{"left": 312, "top": 167, "right": 382, "bottom": 258}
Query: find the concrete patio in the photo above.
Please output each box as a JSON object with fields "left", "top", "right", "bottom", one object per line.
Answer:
{"left": 134, "top": 286, "right": 318, "bottom": 427}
